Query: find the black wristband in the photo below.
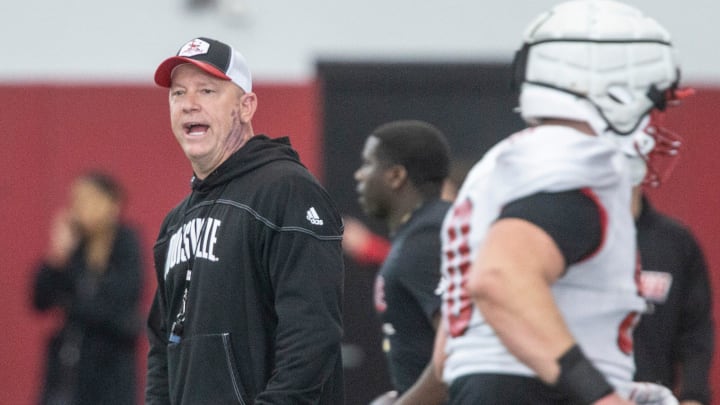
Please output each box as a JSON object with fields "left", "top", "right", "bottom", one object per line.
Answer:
{"left": 555, "top": 344, "right": 614, "bottom": 404}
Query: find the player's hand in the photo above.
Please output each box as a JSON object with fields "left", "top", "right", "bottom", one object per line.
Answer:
{"left": 46, "top": 210, "right": 79, "bottom": 267}
{"left": 627, "top": 382, "right": 678, "bottom": 405}
{"left": 369, "top": 390, "right": 398, "bottom": 405}
{"left": 342, "top": 216, "right": 374, "bottom": 256}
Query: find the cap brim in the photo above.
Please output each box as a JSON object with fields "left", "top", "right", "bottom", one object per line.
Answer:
{"left": 154, "top": 56, "right": 232, "bottom": 87}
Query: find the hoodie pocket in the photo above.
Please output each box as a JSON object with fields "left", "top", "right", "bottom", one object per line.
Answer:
{"left": 167, "top": 333, "right": 248, "bottom": 405}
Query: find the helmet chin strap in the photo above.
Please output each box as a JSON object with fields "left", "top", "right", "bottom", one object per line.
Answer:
{"left": 599, "top": 115, "right": 654, "bottom": 157}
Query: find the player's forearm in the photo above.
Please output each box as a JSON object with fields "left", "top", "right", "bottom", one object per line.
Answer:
{"left": 466, "top": 219, "right": 577, "bottom": 383}
{"left": 395, "top": 361, "right": 447, "bottom": 405}
{"left": 472, "top": 279, "right": 624, "bottom": 404}
{"left": 469, "top": 264, "right": 575, "bottom": 384}
{"left": 466, "top": 220, "right": 618, "bottom": 403}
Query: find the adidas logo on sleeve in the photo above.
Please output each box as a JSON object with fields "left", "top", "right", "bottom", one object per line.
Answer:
{"left": 306, "top": 207, "right": 324, "bottom": 225}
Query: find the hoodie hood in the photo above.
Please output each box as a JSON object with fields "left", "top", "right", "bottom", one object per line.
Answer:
{"left": 190, "top": 135, "right": 303, "bottom": 193}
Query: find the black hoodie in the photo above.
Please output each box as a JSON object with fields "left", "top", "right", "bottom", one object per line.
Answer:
{"left": 146, "top": 135, "right": 345, "bottom": 405}
{"left": 633, "top": 196, "right": 714, "bottom": 405}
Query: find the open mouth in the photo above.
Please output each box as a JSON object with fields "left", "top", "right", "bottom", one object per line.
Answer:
{"left": 184, "top": 123, "right": 210, "bottom": 136}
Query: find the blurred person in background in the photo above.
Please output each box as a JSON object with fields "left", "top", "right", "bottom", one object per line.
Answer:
{"left": 32, "top": 170, "right": 143, "bottom": 405}
{"left": 353, "top": 120, "right": 451, "bottom": 405}
{"left": 633, "top": 186, "right": 715, "bottom": 405}
{"left": 343, "top": 158, "right": 473, "bottom": 267}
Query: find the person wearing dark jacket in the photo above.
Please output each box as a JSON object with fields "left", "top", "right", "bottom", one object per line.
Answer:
{"left": 32, "top": 171, "right": 143, "bottom": 405}
{"left": 146, "top": 37, "right": 345, "bottom": 405}
{"left": 632, "top": 188, "right": 715, "bottom": 405}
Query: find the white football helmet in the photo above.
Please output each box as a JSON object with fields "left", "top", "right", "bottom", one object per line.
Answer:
{"left": 514, "top": 0, "right": 689, "bottom": 185}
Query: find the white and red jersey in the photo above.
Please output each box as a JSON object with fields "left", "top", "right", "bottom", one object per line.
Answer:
{"left": 439, "top": 125, "right": 646, "bottom": 390}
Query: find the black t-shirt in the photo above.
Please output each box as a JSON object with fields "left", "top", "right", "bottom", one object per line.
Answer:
{"left": 374, "top": 199, "right": 451, "bottom": 393}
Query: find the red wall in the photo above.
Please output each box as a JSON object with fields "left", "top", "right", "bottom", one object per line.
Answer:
{"left": 1, "top": 82, "right": 718, "bottom": 404}
{"left": 0, "top": 82, "right": 320, "bottom": 405}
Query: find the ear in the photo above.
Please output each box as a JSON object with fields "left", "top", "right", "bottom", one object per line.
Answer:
{"left": 386, "top": 164, "right": 409, "bottom": 190}
{"left": 239, "top": 92, "right": 258, "bottom": 123}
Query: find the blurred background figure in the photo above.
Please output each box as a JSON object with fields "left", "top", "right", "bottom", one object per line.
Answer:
{"left": 633, "top": 186, "right": 715, "bottom": 405}
{"left": 31, "top": 171, "right": 143, "bottom": 405}
{"left": 353, "top": 120, "right": 451, "bottom": 404}
{"left": 343, "top": 158, "right": 473, "bottom": 267}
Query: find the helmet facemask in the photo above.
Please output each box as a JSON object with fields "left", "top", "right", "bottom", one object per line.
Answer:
{"left": 621, "top": 85, "right": 692, "bottom": 187}
{"left": 637, "top": 91, "right": 690, "bottom": 187}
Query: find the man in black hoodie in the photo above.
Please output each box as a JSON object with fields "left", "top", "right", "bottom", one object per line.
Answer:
{"left": 146, "top": 37, "right": 345, "bottom": 405}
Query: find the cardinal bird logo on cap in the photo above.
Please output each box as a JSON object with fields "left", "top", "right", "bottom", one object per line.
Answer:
{"left": 179, "top": 39, "right": 210, "bottom": 57}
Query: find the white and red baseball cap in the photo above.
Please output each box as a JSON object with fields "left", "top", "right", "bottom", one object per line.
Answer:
{"left": 154, "top": 37, "right": 252, "bottom": 92}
